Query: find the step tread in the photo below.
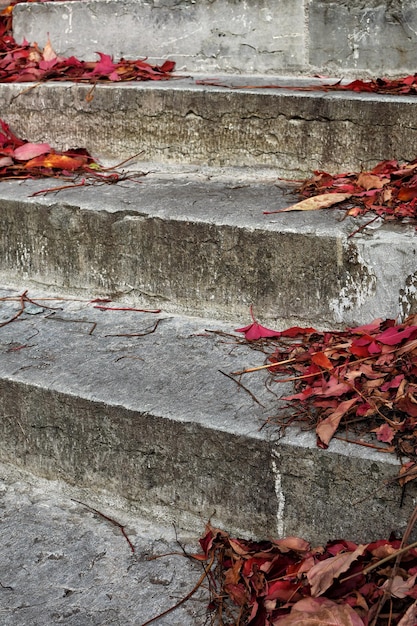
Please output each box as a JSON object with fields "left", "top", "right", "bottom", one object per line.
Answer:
{"left": 0, "top": 285, "right": 414, "bottom": 545}
{"left": 0, "top": 177, "right": 416, "bottom": 329}
{"left": 0, "top": 286, "right": 275, "bottom": 436}
{"left": 0, "top": 461, "right": 204, "bottom": 625}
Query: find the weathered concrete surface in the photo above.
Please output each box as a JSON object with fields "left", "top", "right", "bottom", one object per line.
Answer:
{"left": 2, "top": 80, "right": 417, "bottom": 176}
{"left": 0, "top": 288, "right": 415, "bottom": 545}
{"left": 13, "top": 0, "right": 306, "bottom": 74}
{"left": 0, "top": 462, "right": 206, "bottom": 625}
{"left": 12, "top": 0, "right": 417, "bottom": 77}
{"left": 309, "top": 0, "right": 417, "bottom": 77}
{"left": 0, "top": 178, "right": 416, "bottom": 328}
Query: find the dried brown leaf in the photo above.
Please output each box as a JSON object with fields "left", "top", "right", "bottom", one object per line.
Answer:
{"left": 274, "top": 597, "right": 365, "bottom": 625}
{"left": 308, "top": 544, "right": 367, "bottom": 596}
{"left": 316, "top": 398, "right": 359, "bottom": 448}
{"left": 356, "top": 172, "right": 388, "bottom": 190}
{"left": 398, "top": 599, "right": 417, "bottom": 626}
{"left": 275, "top": 193, "right": 352, "bottom": 213}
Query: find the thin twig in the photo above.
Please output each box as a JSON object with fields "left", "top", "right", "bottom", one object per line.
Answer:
{"left": 231, "top": 356, "right": 297, "bottom": 376}
{"left": 219, "top": 370, "right": 265, "bottom": 407}
{"left": 139, "top": 553, "right": 215, "bottom": 626}
{"left": 71, "top": 499, "right": 135, "bottom": 553}
{"left": 94, "top": 305, "right": 161, "bottom": 313}
{"left": 105, "top": 319, "right": 162, "bottom": 337}
{"left": 0, "top": 290, "right": 26, "bottom": 328}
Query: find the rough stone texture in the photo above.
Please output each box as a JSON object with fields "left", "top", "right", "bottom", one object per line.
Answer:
{"left": 309, "top": 0, "right": 417, "bottom": 77}
{"left": 2, "top": 80, "right": 417, "bottom": 178}
{"left": 0, "top": 462, "right": 206, "bottom": 625}
{"left": 12, "top": 0, "right": 417, "bottom": 76}
{"left": 13, "top": 0, "right": 306, "bottom": 74}
{"left": 0, "top": 289, "right": 415, "bottom": 545}
{"left": 0, "top": 178, "right": 416, "bottom": 328}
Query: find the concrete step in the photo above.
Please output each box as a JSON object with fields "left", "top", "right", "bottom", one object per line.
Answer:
{"left": 0, "top": 176, "right": 415, "bottom": 328}
{"left": 1, "top": 79, "right": 416, "bottom": 177}
{"left": 0, "top": 285, "right": 414, "bottom": 545}
{"left": 0, "top": 461, "right": 205, "bottom": 625}
{"left": 12, "top": 0, "right": 417, "bottom": 78}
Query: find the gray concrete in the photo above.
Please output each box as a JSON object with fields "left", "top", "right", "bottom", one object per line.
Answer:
{"left": 13, "top": 0, "right": 306, "bottom": 75}
{"left": 0, "top": 461, "right": 206, "bottom": 625}
{"left": 0, "top": 177, "right": 416, "bottom": 328}
{"left": 0, "top": 287, "right": 415, "bottom": 545}
{"left": 309, "top": 0, "right": 417, "bottom": 77}
{"left": 2, "top": 80, "right": 417, "bottom": 177}
{"left": 12, "top": 0, "right": 417, "bottom": 77}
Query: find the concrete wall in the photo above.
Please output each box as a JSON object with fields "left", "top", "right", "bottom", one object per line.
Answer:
{"left": 12, "top": 0, "right": 417, "bottom": 77}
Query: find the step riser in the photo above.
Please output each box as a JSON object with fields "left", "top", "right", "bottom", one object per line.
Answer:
{"left": 0, "top": 379, "right": 411, "bottom": 545}
{"left": 0, "top": 184, "right": 416, "bottom": 327}
{"left": 2, "top": 83, "right": 416, "bottom": 177}
{"left": 13, "top": 0, "right": 417, "bottom": 77}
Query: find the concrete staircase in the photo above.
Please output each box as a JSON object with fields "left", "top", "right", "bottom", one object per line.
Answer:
{"left": 1, "top": 0, "right": 417, "bottom": 560}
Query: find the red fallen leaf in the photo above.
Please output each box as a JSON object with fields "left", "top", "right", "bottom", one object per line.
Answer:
{"left": 311, "top": 352, "right": 333, "bottom": 369}
{"left": 373, "top": 423, "right": 396, "bottom": 443}
{"left": 279, "top": 326, "right": 317, "bottom": 337}
{"left": 235, "top": 306, "right": 281, "bottom": 341}
{"left": 397, "top": 187, "right": 417, "bottom": 201}
{"left": 0, "top": 119, "right": 25, "bottom": 148}
{"left": 349, "top": 319, "right": 384, "bottom": 334}
{"left": 160, "top": 60, "right": 176, "bottom": 73}
{"left": 265, "top": 579, "right": 302, "bottom": 602}
{"left": 90, "top": 51, "right": 117, "bottom": 76}
{"left": 377, "top": 325, "right": 417, "bottom": 345}
{"left": 274, "top": 597, "right": 365, "bottom": 625}
{"left": 308, "top": 544, "right": 367, "bottom": 597}
{"left": 381, "top": 374, "right": 405, "bottom": 391}
{"left": 314, "top": 379, "right": 352, "bottom": 398}
{"left": 13, "top": 142, "right": 51, "bottom": 161}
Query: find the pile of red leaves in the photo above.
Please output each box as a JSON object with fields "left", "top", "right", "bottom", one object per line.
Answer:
{"left": 235, "top": 313, "right": 417, "bottom": 474}
{"left": 327, "top": 75, "right": 417, "bottom": 96}
{"left": 0, "top": 4, "right": 175, "bottom": 83}
{"left": 0, "top": 118, "right": 141, "bottom": 192}
{"left": 266, "top": 158, "right": 417, "bottom": 231}
{"left": 196, "top": 75, "right": 417, "bottom": 97}
{"left": 197, "top": 523, "right": 417, "bottom": 625}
